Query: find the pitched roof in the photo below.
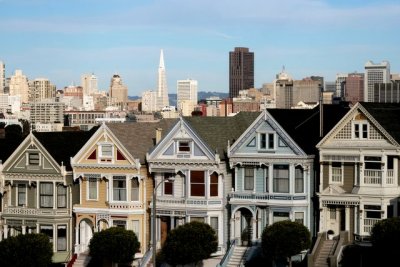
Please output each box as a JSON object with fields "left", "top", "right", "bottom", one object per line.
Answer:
{"left": 360, "top": 102, "right": 400, "bottom": 144}
{"left": 268, "top": 104, "right": 350, "bottom": 154}
{"left": 106, "top": 119, "right": 178, "bottom": 164}
{"left": 34, "top": 127, "right": 98, "bottom": 171}
{"left": 184, "top": 112, "right": 261, "bottom": 160}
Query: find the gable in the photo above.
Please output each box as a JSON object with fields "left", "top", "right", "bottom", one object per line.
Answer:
{"left": 318, "top": 104, "right": 397, "bottom": 148}
{"left": 3, "top": 135, "right": 60, "bottom": 175}
{"left": 229, "top": 111, "right": 305, "bottom": 157}
{"left": 71, "top": 124, "right": 138, "bottom": 168}
{"left": 148, "top": 119, "right": 215, "bottom": 161}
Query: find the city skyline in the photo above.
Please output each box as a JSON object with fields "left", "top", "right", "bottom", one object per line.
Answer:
{"left": 0, "top": 0, "right": 399, "bottom": 96}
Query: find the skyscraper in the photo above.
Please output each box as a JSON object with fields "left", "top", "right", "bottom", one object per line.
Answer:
{"left": 229, "top": 47, "right": 254, "bottom": 98}
{"left": 157, "top": 49, "right": 169, "bottom": 110}
{"left": 364, "top": 60, "right": 390, "bottom": 102}
{"left": 109, "top": 74, "right": 128, "bottom": 108}
{"left": 177, "top": 79, "right": 198, "bottom": 114}
{"left": 9, "top": 70, "right": 30, "bottom": 103}
{"left": 81, "top": 73, "right": 98, "bottom": 96}
{"left": 29, "top": 78, "right": 56, "bottom": 102}
{"left": 0, "top": 61, "right": 5, "bottom": 94}
{"left": 344, "top": 73, "right": 364, "bottom": 104}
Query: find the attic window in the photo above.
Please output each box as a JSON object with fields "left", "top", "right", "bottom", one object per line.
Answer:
{"left": 259, "top": 133, "right": 275, "bottom": 150}
{"left": 178, "top": 141, "right": 190, "bottom": 153}
{"left": 353, "top": 121, "right": 368, "bottom": 139}
{"left": 29, "top": 153, "right": 40, "bottom": 165}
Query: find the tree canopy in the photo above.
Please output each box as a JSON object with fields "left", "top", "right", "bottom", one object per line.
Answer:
{"left": 89, "top": 227, "right": 140, "bottom": 265}
{"left": 161, "top": 221, "right": 218, "bottom": 266}
{"left": 0, "top": 233, "right": 53, "bottom": 267}
{"left": 261, "top": 221, "right": 311, "bottom": 266}
{"left": 370, "top": 217, "right": 400, "bottom": 264}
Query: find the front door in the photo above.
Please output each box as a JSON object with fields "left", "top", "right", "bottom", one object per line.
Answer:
{"left": 160, "top": 216, "right": 170, "bottom": 247}
{"left": 327, "top": 206, "right": 340, "bottom": 236}
{"left": 79, "top": 220, "right": 93, "bottom": 253}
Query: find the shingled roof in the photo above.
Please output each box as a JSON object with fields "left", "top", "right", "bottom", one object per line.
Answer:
{"left": 34, "top": 127, "right": 98, "bottom": 171}
{"left": 268, "top": 104, "right": 351, "bottom": 155}
{"left": 183, "top": 112, "right": 261, "bottom": 160}
{"left": 106, "top": 119, "right": 178, "bottom": 164}
{"left": 360, "top": 102, "right": 400, "bottom": 144}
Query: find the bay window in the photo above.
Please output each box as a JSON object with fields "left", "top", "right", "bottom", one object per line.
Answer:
{"left": 244, "top": 167, "right": 254, "bottom": 191}
{"left": 40, "top": 182, "right": 53, "bottom": 208}
{"left": 131, "top": 177, "right": 139, "bottom": 201}
{"left": 273, "top": 165, "right": 289, "bottom": 193}
{"left": 113, "top": 176, "right": 127, "bottom": 201}
{"left": 190, "top": 171, "right": 205, "bottom": 197}
{"left": 57, "top": 185, "right": 67, "bottom": 208}
{"left": 210, "top": 172, "right": 218, "bottom": 197}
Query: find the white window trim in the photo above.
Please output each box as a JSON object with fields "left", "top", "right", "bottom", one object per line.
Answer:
{"left": 130, "top": 176, "right": 141, "bottom": 202}
{"left": 329, "top": 162, "right": 344, "bottom": 184}
{"left": 258, "top": 132, "right": 275, "bottom": 150}
{"left": 16, "top": 183, "right": 27, "bottom": 207}
{"left": 112, "top": 175, "right": 128, "bottom": 202}
{"left": 87, "top": 178, "right": 99, "bottom": 201}
{"left": 352, "top": 121, "right": 369, "bottom": 140}
{"left": 243, "top": 167, "right": 255, "bottom": 192}
{"left": 98, "top": 142, "right": 114, "bottom": 164}
{"left": 177, "top": 140, "right": 191, "bottom": 154}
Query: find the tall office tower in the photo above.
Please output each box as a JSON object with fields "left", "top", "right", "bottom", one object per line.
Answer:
{"left": 274, "top": 68, "right": 294, "bottom": 109}
{"left": 157, "top": 49, "right": 169, "bottom": 110}
{"left": 81, "top": 73, "right": 98, "bottom": 96}
{"left": 177, "top": 79, "right": 198, "bottom": 114}
{"left": 344, "top": 73, "right": 364, "bottom": 104}
{"left": 335, "top": 73, "right": 348, "bottom": 98}
{"left": 141, "top": 90, "right": 157, "bottom": 112}
{"left": 9, "top": 70, "right": 30, "bottom": 103}
{"left": 364, "top": 60, "right": 390, "bottom": 102}
{"left": 373, "top": 81, "right": 400, "bottom": 103}
{"left": 109, "top": 74, "right": 128, "bottom": 107}
{"left": 0, "top": 61, "right": 5, "bottom": 94}
{"left": 229, "top": 47, "right": 254, "bottom": 98}
{"left": 29, "top": 78, "right": 56, "bottom": 102}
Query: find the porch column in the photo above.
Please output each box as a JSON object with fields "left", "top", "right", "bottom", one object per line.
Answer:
{"left": 170, "top": 217, "right": 175, "bottom": 230}
{"left": 251, "top": 218, "right": 257, "bottom": 242}
{"left": 359, "top": 205, "right": 364, "bottom": 235}
{"left": 75, "top": 226, "right": 79, "bottom": 254}
{"left": 230, "top": 217, "right": 235, "bottom": 242}
{"left": 345, "top": 206, "right": 350, "bottom": 233}
{"left": 3, "top": 225, "right": 8, "bottom": 239}
{"left": 394, "top": 158, "right": 399, "bottom": 186}
{"left": 22, "top": 225, "right": 27, "bottom": 235}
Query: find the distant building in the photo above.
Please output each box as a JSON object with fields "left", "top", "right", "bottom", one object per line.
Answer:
{"left": 324, "top": 81, "right": 336, "bottom": 93}
{"left": 0, "top": 61, "right": 5, "bottom": 94}
{"left": 29, "top": 78, "right": 56, "bottom": 102}
{"left": 62, "top": 84, "right": 84, "bottom": 110}
{"left": 9, "top": 70, "right": 30, "bottom": 104}
{"left": 109, "top": 74, "right": 128, "bottom": 109}
{"left": 364, "top": 60, "right": 390, "bottom": 102}
{"left": 229, "top": 47, "right": 254, "bottom": 98}
{"left": 373, "top": 81, "right": 400, "bottom": 103}
{"left": 65, "top": 110, "right": 106, "bottom": 131}
{"left": 177, "top": 79, "right": 198, "bottom": 115}
{"left": 141, "top": 90, "right": 157, "bottom": 112}
{"left": 335, "top": 73, "right": 348, "bottom": 99}
{"left": 30, "top": 98, "right": 65, "bottom": 130}
{"left": 157, "top": 49, "right": 169, "bottom": 110}
{"left": 81, "top": 73, "right": 98, "bottom": 96}
{"left": 345, "top": 73, "right": 364, "bottom": 104}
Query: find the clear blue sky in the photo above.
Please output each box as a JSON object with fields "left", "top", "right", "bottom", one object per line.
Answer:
{"left": 0, "top": 0, "right": 399, "bottom": 96}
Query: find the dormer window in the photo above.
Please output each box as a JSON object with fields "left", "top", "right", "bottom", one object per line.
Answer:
{"left": 259, "top": 133, "right": 275, "bottom": 150}
{"left": 353, "top": 121, "right": 368, "bottom": 139}
{"left": 178, "top": 141, "right": 190, "bottom": 153}
{"left": 28, "top": 152, "right": 40, "bottom": 165}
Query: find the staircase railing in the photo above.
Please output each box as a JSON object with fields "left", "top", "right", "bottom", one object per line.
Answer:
{"left": 217, "top": 239, "right": 236, "bottom": 267}
{"left": 139, "top": 246, "right": 153, "bottom": 267}
{"left": 328, "top": 231, "right": 349, "bottom": 267}
{"left": 307, "top": 232, "right": 324, "bottom": 267}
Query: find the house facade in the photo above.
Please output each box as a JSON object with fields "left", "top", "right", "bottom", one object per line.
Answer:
{"left": 0, "top": 131, "right": 94, "bottom": 263}
{"left": 317, "top": 103, "right": 400, "bottom": 241}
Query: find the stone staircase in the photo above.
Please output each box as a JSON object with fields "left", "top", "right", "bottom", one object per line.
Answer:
{"left": 313, "top": 240, "right": 336, "bottom": 267}
{"left": 72, "top": 251, "right": 92, "bottom": 267}
{"left": 226, "top": 246, "right": 248, "bottom": 267}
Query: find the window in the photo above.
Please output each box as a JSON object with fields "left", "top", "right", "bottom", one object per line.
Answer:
{"left": 88, "top": 178, "right": 98, "bottom": 200}
{"left": 295, "top": 166, "right": 304, "bottom": 193}
{"left": 101, "top": 144, "right": 112, "bottom": 157}
{"left": 113, "top": 176, "right": 127, "bottom": 201}
{"left": 295, "top": 212, "right": 304, "bottom": 224}
{"left": 17, "top": 184, "right": 27, "bottom": 206}
{"left": 190, "top": 171, "right": 205, "bottom": 197}
{"left": 331, "top": 162, "right": 343, "bottom": 183}
{"left": 40, "top": 225, "right": 53, "bottom": 243}
{"left": 265, "top": 167, "right": 269, "bottom": 192}
{"left": 113, "top": 220, "right": 127, "bottom": 228}
{"left": 40, "top": 182, "right": 53, "bottom": 208}
{"left": 259, "top": 133, "right": 275, "bottom": 149}
{"left": 190, "top": 217, "right": 205, "bottom": 223}
{"left": 131, "top": 177, "right": 139, "bottom": 201}
{"left": 365, "top": 205, "right": 381, "bottom": 219}
{"left": 273, "top": 165, "right": 289, "bottom": 193}
{"left": 273, "top": 212, "right": 289, "bottom": 223}
{"left": 57, "top": 225, "right": 67, "bottom": 251}
{"left": 354, "top": 122, "right": 368, "bottom": 139}
{"left": 164, "top": 173, "right": 174, "bottom": 195}
{"left": 132, "top": 220, "right": 140, "bottom": 241}
{"left": 178, "top": 141, "right": 190, "bottom": 153}
{"left": 210, "top": 217, "right": 219, "bottom": 238}
{"left": 244, "top": 167, "right": 254, "bottom": 191}
{"left": 364, "top": 156, "right": 381, "bottom": 170}
{"left": 210, "top": 172, "right": 218, "bottom": 197}
{"left": 28, "top": 153, "right": 40, "bottom": 165}
{"left": 57, "top": 185, "right": 67, "bottom": 208}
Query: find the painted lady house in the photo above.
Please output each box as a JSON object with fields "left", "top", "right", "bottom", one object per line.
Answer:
{"left": 0, "top": 130, "right": 94, "bottom": 264}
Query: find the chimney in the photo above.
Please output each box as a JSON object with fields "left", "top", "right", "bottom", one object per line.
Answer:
{"left": 155, "top": 128, "right": 163, "bottom": 144}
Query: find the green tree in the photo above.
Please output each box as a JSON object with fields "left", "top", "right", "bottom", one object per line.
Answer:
{"left": 89, "top": 227, "right": 140, "bottom": 266}
{"left": 161, "top": 221, "right": 218, "bottom": 266}
{"left": 0, "top": 233, "right": 53, "bottom": 267}
{"left": 262, "top": 221, "right": 311, "bottom": 267}
{"left": 370, "top": 217, "right": 400, "bottom": 265}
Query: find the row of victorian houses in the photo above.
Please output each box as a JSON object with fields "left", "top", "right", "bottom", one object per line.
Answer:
{"left": 0, "top": 102, "right": 400, "bottom": 265}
